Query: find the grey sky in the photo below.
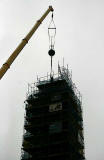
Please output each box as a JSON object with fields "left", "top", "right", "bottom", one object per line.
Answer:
{"left": 0, "top": 0, "right": 104, "bottom": 160}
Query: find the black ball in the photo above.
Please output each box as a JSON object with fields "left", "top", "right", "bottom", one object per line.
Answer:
{"left": 48, "top": 49, "right": 55, "bottom": 56}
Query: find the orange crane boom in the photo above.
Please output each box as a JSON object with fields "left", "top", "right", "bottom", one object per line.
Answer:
{"left": 0, "top": 6, "right": 53, "bottom": 80}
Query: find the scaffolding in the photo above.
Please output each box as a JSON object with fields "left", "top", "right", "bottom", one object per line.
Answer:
{"left": 21, "top": 65, "right": 85, "bottom": 160}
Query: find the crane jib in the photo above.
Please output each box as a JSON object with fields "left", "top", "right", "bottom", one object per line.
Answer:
{"left": 0, "top": 6, "right": 54, "bottom": 80}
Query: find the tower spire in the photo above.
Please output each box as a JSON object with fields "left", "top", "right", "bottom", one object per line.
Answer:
{"left": 48, "top": 12, "right": 56, "bottom": 77}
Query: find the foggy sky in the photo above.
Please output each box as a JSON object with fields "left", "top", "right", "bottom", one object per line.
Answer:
{"left": 0, "top": 0, "right": 104, "bottom": 160}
